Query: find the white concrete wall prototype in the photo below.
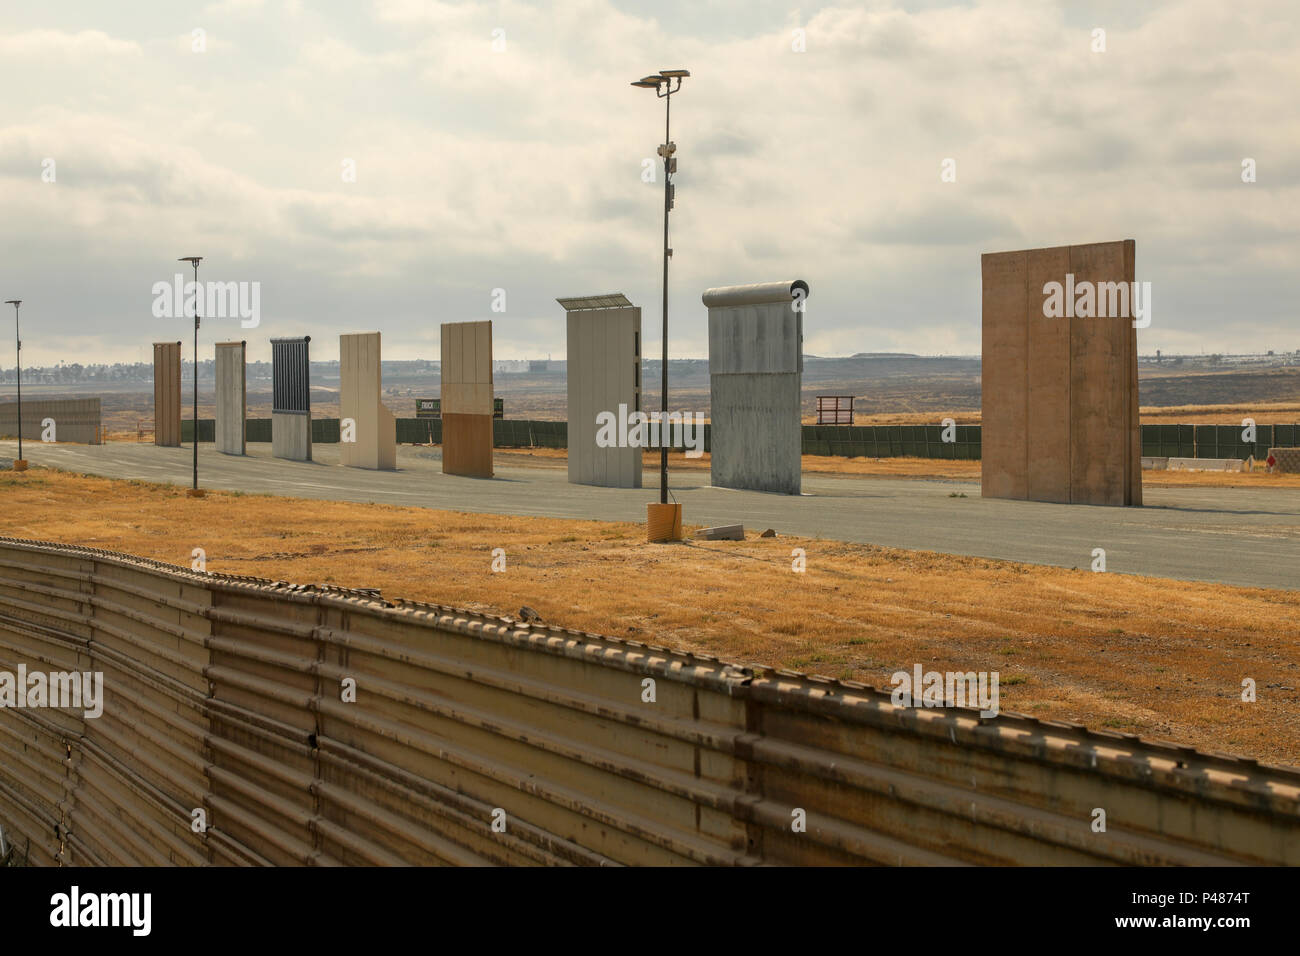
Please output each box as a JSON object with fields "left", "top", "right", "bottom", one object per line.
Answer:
{"left": 704, "top": 280, "right": 807, "bottom": 495}
{"left": 214, "top": 341, "right": 246, "bottom": 455}
{"left": 339, "top": 332, "right": 396, "bottom": 470}
{"left": 565, "top": 304, "right": 642, "bottom": 488}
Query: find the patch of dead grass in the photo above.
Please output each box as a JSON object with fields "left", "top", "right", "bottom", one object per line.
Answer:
{"left": 1, "top": 467, "right": 1297, "bottom": 766}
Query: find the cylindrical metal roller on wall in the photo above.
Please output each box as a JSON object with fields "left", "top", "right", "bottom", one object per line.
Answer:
{"left": 701, "top": 279, "right": 808, "bottom": 308}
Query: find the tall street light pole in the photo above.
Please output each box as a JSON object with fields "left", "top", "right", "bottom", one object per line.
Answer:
{"left": 179, "top": 257, "right": 203, "bottom": 495}
{"left": 632, "top": 69, "right": 689, "bottom": 507}
{"left": 4, "top": 300, "right": 22, "bottom": 467}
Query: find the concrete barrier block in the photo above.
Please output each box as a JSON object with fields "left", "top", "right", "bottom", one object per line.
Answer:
{"left": 1167, "top": 457, "right": 1243, "bottom": 472}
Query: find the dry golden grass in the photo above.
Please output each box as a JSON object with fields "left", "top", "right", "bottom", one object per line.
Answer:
{"left": 2, "top": 467, "right": 1298, "bottom": 766}
{"left": 495, "top": 448, "right": 1300, "bottom": 487}
{"left": 803, "top": 402, "right": 1300, "bottom": 426}
{"left": 1138, "top": 401, "right": 1300, "bottom": 424}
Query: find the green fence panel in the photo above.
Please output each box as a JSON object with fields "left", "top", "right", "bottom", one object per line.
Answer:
{"left": 1194, "top": 424, "right": 1217, "bottom": 458}
{"left": 180, "top": 419, "right": 216, "bottom": 442}
{"left": 312, "top": 418, "right": 341, "bottom": 443}
{"left": 246, "top": 418, "right": 272, "bottom": 443}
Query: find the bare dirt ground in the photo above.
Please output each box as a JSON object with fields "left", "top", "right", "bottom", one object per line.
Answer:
{"left": 2, "top": 467, "right": 1297, "bottom": 767}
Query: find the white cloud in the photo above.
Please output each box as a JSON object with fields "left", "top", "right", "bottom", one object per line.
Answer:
{"left": 0, "top": 0, "right": 1296, "bottom": 365}
{"left": 0, "top": 29, "right": 139, "bottom": 59}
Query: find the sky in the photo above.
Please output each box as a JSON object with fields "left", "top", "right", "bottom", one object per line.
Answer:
{"left": 0, "top": 0, "right": 1296, "bottom": 366}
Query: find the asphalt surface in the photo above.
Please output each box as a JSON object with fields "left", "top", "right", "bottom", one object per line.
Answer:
{"left": 4, "top": 440, "right": 1298, "bottom": 590}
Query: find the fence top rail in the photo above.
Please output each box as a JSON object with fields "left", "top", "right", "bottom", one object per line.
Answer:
{"left": 2, "top": 533, "right": 1297, "bottom": 807}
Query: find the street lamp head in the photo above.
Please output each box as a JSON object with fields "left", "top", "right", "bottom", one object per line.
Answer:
{"left": 3, "top": 301, "right": 19, "bottom": 307}
{"left": 659, "top": 69, "right": 690, "bottom": 78}
{"left": 631, "top": 77, "right": 661, "bottom": 89}
{"left": 178, "top": 256, "right": 203, "bottom": 265}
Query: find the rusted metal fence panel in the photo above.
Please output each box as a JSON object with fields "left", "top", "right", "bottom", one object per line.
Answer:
{"left": 1, "top": 536, "right": 1297, "bottom": 867}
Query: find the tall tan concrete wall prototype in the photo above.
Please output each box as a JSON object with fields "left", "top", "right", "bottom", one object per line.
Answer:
{"left": 1, "top": 536, "right": 1296, "bottom": 867}
{"left": 981, "top": 241, "right": 1141, "bottom": 506}
{"left": 0, "top": 398, "right": 102, "bottom": 444}
{"left": 565, "top": 305, "right": 642, "bottom": 488}
{"left": 339, "top": 332, "right": 396, "bottom": 470}
{"left": 441, "top": 320, "right": 493, "bottom": 477}
{"left": 214, "top": 341, "right": 246, "bottom": 455}
{"left": 704, "top": 280, "right": 806, "bottom": 495}
{"left": 152, "top": 341, "right": 182, "bottom": 447}
{"left": 271, "top": 336, "right": 312, "bottom": 462}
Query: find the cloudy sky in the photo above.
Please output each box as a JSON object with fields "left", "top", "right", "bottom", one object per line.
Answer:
{"left": 0, "top": 0, "right": 1296, "bottom": 366}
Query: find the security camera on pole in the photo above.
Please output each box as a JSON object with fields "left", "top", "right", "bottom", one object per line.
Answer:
{"left": 631, "top": 68, "right": 689, "bottom": 542}
{"left": 4, "top": 300, "right": 25, "bottom": 471}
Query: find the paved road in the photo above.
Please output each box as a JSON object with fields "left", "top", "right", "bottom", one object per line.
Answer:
{"left": 4, "top": 440, "right": 1297, "bottom": 590}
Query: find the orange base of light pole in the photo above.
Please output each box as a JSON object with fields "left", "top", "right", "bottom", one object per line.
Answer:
{"left": 646, "top": 502, "right": 682, "bottom": 542}
{"left": 12, "top": 460, "right": 27, "bottom": 472}
{"left": 186, "top": 488, "right": 205, "bottom": 498}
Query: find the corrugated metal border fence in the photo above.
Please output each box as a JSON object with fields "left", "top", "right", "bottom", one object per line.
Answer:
{"left": 2, "top": 537, "right": 1297, "bottom": 866}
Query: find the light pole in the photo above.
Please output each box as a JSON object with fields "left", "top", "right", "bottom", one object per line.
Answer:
{"left": 4, "top": 300, "right": 22, "bottom": 468}
{"left": 631, "top": 69, "right": 689, "bottom": 510}
{"left": 178, "top": 257, "right": 203, "bottom": 496}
